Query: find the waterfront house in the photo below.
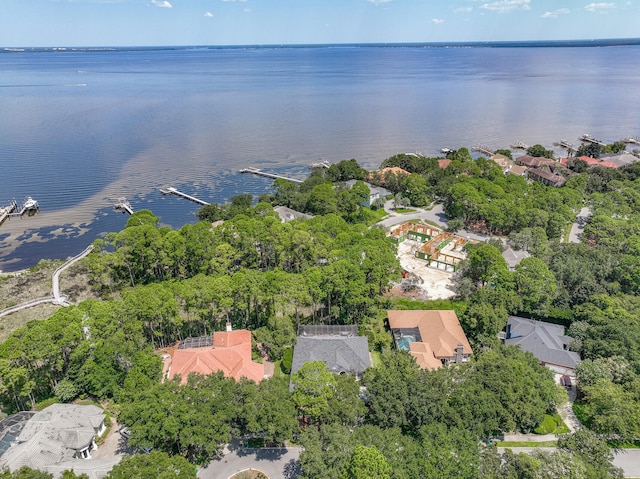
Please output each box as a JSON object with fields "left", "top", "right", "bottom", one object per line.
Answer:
{"left": 526, "top": 167, "right": 566, "bottom": 187}
{"left": 387, "top": 310, "right": 472, "bottom": 369}
{"left": 345, "top": 180, "right": 392, "bottom": 207}
{"left": 515, "top": 155, "right": 557, "bottom": 168}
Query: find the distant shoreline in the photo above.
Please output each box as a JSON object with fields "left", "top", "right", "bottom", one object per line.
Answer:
{"left": 3, "top": 38, "right": 640, "bottom": 52}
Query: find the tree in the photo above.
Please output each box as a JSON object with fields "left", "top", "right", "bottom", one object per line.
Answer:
{"left": 401, "top": 173, "right": 429, "bottom": 207}
{"left": 526, "top": 144, "right": 554, "bottom": 159}
{"left": 342, "top": 445, "right": 391, "bottom": 479}
{"left": 105, "top": 451, "right": 197, "bottom": 479}
{"left": 291, "top": 360, "right": 337, "bottom": 423}
{"left": 515, "top": 257, "right": 557, "bottom": 314}
{"left": 245, "top": 376, "right": 298, "bottom": 444}
{"left": 558, "top": 429, "right": 624, "bottom": 479}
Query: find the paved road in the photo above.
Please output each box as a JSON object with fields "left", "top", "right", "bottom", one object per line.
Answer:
{"left": 198, "top": 447, "right": 302, "bottom": 479}
{"left": 568, "top": 207, "right": 591, "bottom": 244}
{"left": 52, "top": 244, "right": 94, "bottom": 305}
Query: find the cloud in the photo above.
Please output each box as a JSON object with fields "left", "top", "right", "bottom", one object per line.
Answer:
{"left": 542, "top": 8, "right": 571, "bottom": 18}
{"left": 367, "top": 0, "right": 393, "bottom": 4}
{"left": 204, "top": 11, "right": 213, "bottom": 17}
{"left": 584, "top": 2, "right": 616, "bottom": 12}
{"left": 244, "top": 8, "right": 251, "bottom": 12}
{"left": 432, "top": 18, "right": 445, "bottom": 24}
{"left": 150, "top": 0, "right": 172, "bottom": 7}
{"left": 480, "top": 0, "right": 530, "bottom": 12}
{"left": 454, "top": 7, "right": 473, "bottom": 13}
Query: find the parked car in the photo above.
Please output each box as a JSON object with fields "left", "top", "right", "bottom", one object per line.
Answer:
{"left": 561, "top": 375, "right": 572, "bottom": 388}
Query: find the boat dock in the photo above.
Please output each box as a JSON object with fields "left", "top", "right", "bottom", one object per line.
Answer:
{"left": 554, "top": 140, "right": 574, "bottom": 149}
{"left": 510, "top": 142, "right": 529, "bottom": 150}
{"left": 580, "top": 134, "right": 606, "bottom": 146}
{"left": 0, "top": 200, "right": 17, "bottom": 224}
{"left": 622, "top": 137, "right": 640, "bottom": 145}
{"left": 473, "top": 145, "right": 494, "bottom": 156}
{"left": 239, "top": 167, "right": 303, "bottom": 184}
{"left": 161, "top": 186, "right": 210, "bottom": 206}
{"left": 3, "top": 197, "right": 39, "bottom": 220}
{"left": 114, "top": 197, "right": 133, "bottom": 215}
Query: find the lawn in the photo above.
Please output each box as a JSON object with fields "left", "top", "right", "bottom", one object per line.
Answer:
{"left": 495, "top": 441, "right": 558, "bottom": 447}
{"left": 394, "top": 208, "right": 416, "bottom": 214}
{"left": 534, "top": 413, "right": 570, "bottom": 435}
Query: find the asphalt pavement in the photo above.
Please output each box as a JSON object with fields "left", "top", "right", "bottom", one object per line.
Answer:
{"left": 197, "top": 446, "right": 302, "bottom": 479}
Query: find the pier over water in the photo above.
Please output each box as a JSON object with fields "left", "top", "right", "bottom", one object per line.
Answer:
{"left": 239, "top": 167, "right": 303, "bottom": 184}
{"left": 160, "top": 187, "right": 210, "bottom": 206}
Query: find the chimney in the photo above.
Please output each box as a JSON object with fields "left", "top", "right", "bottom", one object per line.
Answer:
{"left": 455, "top": 344, "right": 464, "bottom": 363}
{"left": 226, "top": 321, "right": 232, "bottom": 332}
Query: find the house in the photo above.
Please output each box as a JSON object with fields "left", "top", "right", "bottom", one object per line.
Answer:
{"left": 371, "top": 167, "right": 411, "bottom": 182}
{"left": 291, "top": 325, "right": 371, "bottom": 379}
{"left": 526, "top": 167, "right": 566, "bottom": 187}
{"left": 273, "top": 205, "right": 312, "bottom": 222}
{"left": 501, "top": 246, "right": 531, "bottom": 270}
{"left": 599, "top": 152, "right": 638, "bottom": 168}
{"left": 504, "top": 316, "right": 581, "bottom": 375}
{"left": 559, "top": 156, "right": 619, "bottom": 169}
{"left": 489, "top": 153, "right": 514, "bottom": 173}
{"left": 345, "top": 180, "right": 392, "bottom": 207}
{"left": 0, "top": 404, "right": 118, "bottom": 479}
{"left": 437, "top": 159, "right": 452, "bottom": 169}
{"left": 506, "top": 164, "right": 527, "bottom": 177}
{"left": 515, "top": 155, "right": 557, "bottom": 168}
{"left": 167, "top": 323, "right": 266, "bottom": 384}
{"left": 387, "top": 310, "right": 472, "bottom": 369}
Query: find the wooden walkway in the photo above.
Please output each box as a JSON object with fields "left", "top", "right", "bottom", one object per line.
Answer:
{"left": 161, "top": 187, "right": 210, "bottom": 206}
{"left": 239, "top": 167, "right": 303, "bottom": 184}
{"left": 0, "top": 200, "right": 17, "bottom": 225}
{"left": 473, "top": 145, "right": 494, "bottom": 156}
{"left": 114, "top": 197, "right": 133, "bottom": 215}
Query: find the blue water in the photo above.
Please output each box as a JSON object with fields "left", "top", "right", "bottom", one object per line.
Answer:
{"left": 1, "top": 43, "right": 640, "bottom": 271}
{"left": 397, "top": 336, "right": 416, "bottom": 350}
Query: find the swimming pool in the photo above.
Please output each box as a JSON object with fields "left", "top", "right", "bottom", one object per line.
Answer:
{"left": 397, "top": 335, "right": 416, "bottom": 350}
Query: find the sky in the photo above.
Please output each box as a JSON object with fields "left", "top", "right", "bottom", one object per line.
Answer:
{"left": 1, "top": 0, "right": 639, "bottom": 47}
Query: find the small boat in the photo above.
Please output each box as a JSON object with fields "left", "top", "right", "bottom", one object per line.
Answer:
{"left": 23, "top": 197, "right": 38, "bottom": 210}
{"left": 441, "top": 147, "right": 453, "bottom": 154}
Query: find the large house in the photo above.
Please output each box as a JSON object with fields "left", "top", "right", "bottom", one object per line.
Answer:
{"left": 291, "top": 325, "right": 371, "bottom": 379}
{"left": 387, "top": 310, "right": 472, "bottom": 369}
{"left": 167, "top": 323, "right": 266, "bottom": 384}
{"left": 504, "top": 316, "right": 581, "bottom": 375}
{"left": 0, "top": 404, "right": 118, "bottom": 478}
{"left": 344, "top": 180, "right": 392, "bottom": 208}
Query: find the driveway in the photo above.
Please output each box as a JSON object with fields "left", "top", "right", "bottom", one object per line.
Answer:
{"left": 198, "top": 446, "right": 302, "bottom": 479}
{"left": 568, "top": 207, "right": 591, "bottom": 243}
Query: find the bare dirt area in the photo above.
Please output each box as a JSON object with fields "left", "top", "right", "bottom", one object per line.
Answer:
{"left": 394, "top": 240, "right": 457, "bottom": 300}
{"left": 0, "top": 258, "right": 98, "bottom": 342}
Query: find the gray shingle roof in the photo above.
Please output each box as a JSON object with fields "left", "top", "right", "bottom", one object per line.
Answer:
{"left": 291, "top": 336, "right": 371, "bottom": 375}
{"left": 505, "top": 316, "right": 581, "bottom": 369}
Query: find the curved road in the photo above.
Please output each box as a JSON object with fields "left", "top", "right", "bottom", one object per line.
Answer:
{"left": 198, "top": 446, "right": 302, "bottom": 479}
{"left": 0, "top": 244, "right": 94, "bottom": 317}
{"left": 52, "top": 244, "right": 94, "bottom": 305}
{"left": 567, "top": 207, "right": 591, "bottom": 244}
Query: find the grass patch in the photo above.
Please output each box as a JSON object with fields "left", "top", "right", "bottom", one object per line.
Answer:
{"left": 572, "top": 400, "right": 591, "bottom": 428}
{"left": 370, "top": 350, "right": 382, "bottom": 368}
{"left": 495, "top": 441, "right": 558, "bottom": 447}
{"left": 394, "top": 208, "right": 416, "bottom": 214}
{"left": 421, "top": 219, "right": 443, "bottom": 228}
{"left": 534, "top": 413, "right": 570, "bottom": 435}
{"left": 608, "top": 439, "right": 640, "bottom": 449}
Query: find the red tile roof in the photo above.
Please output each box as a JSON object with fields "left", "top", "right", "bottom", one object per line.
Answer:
{"left": 169, "top": 330, "right": 265, "bottom": 384}
{"left": 438, "top": 159, "right": 452, "bottom": 169}
{"left": 388, "top": 310, "right": 472, "bottom": 370}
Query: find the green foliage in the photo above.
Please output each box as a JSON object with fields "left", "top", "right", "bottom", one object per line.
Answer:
{"left": 105, "top": 451, "right": 197, "bottom": 479}
{"left": 291, "top": 361, "right": 337, "bottom": 423}
{"left": 526, "top": 144, "right": 555, "bottom": 159}
{"left": 342, "top": 445, "right": 391, "bottom": 479}
{"left": 281, "top": 347, "right": 293, "bottom": 374}
{"left": 53, "top": 380, "right": 78, "bottom": 402}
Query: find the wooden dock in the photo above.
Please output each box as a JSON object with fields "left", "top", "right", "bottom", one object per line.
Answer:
{"left": 510, "top": 142, "right": 529, "bottom": 150}
{"left": 580, "top": 134, "right": 606, "bottom": 146}
{"left": 239, "top": 167, "right": 303, "bottom": 184}
{"left": 473, "top": 145, "right": 494, "bottom": 156}
{"left": 114, "top": 197, "right": 133, "bottom": 215}
{"left": 5, "top": 197, "right": 38, "bottom": 219}
{"left": 161, "top": 187, "right": 210, "bottom": 206}
{"left": 0, "top": 200, "right": 17, "bottom": 225}
{"left": 554, "top": 140, "right": 574, "bottom": 149}
{"left": 622, "top": 137, "right": 640, "bottom": 145}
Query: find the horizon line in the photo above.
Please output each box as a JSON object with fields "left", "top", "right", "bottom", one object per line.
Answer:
{"left": 3, "top": 37, "right": 640, "bottom": 51}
